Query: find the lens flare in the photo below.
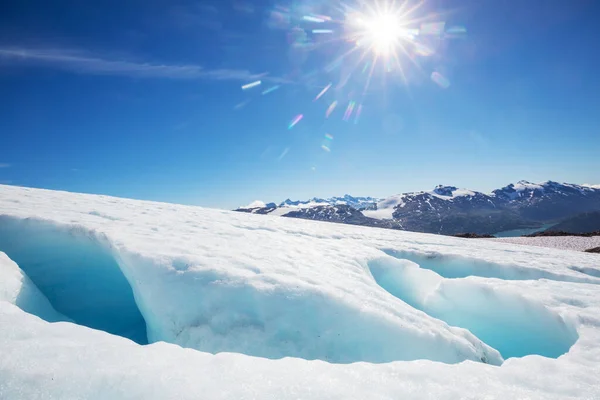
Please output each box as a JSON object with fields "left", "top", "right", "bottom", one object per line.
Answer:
{"left": 325, "top": 101, "right": 338, "bottom": 118}
{"left": 343, "top": 101, "right": 356, "bottom": 121}
{"left": 314, "top": 83, "right": 332, "bottom": 101}
{"left": 354, "top": 104, "right": 363, "bottom": 124}
{"left": 431, "top": 71, "right": 450, "bottom": 88}
{"left": 241, "top": 80, "right": 261, "bottom": 90}
{"left": 288, "top": 114, "right": 303, "bottom": 129}
{"left": 261, "top": 85, "right": 280, "bottom": 95}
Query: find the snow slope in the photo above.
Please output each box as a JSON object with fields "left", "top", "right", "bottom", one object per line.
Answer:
{"left": 241, "top": 200, "right": 266, "bottom": 209}
{"left": 364, "top": 186, "right": 485, "bottom": 221}
{"left": 494, "top": 236, "right": 600, "bottom": 252}
{"left": 1, "top": 184, "right": 600, "bottom": 399}
{"left": 363, "top": 194, "right": 406, "bottom": 220}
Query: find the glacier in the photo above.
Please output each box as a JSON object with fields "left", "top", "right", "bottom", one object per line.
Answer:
{"left": 1, "top": 184, "right": 600, "bottom": 399}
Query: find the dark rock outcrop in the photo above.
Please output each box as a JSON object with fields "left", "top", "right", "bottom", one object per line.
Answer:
{"left": 454, "top": 233, "right": 495, "bottom": 239}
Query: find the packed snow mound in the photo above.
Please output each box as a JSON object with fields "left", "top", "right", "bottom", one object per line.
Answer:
{"left": 1, "top": 184, "right": 600, "bottom": 399}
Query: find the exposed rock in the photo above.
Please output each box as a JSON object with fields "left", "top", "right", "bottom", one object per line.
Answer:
{"left": 454, "top": 233, "right": 496, "bottom": 239}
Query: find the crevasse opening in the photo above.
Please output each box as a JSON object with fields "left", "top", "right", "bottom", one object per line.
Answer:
{"left": 0, "top": 216, "right": 148, "bottom": 344}
{"left": 382, "top": 249, "right": 599, "bottom": 284}
{"left": 368, "top": 255, "right": 578, "bottom": 359}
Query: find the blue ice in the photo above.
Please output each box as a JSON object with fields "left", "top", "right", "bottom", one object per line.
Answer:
{"left": 0, "top": 216, "right": 147, "bottom": 344}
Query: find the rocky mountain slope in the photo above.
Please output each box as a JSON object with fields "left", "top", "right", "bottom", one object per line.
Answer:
{"left": 235, "top": 181, "right": 600, "bottom": 235}
{"left": 541, "top": 211, "right": 600, "bottom": 234}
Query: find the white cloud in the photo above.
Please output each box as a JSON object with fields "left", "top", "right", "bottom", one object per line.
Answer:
{"left": 0, "top": 47, "right": 286, "bottom": 83}
{"left": 0, "top": 163, "right": 11, "bottom": 168}
{"left": 582, "top": 183, "right": 600, "bottom": 189}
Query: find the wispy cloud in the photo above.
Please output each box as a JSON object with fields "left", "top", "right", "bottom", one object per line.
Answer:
{"left": 0, "top": 47, "right": 284, "bottom": 82}
{"left": 277, "top": 147, "right": 290, "bottom": 161}
{"left": 0, "top": 163, "right": 11, "bottom": 168}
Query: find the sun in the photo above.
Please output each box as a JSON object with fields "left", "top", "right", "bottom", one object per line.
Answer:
{"left": 347, "top": 6, "right": 414, "bottom": 58}
{"left": 361, "top": 12, "right": 406, "bottom": 56}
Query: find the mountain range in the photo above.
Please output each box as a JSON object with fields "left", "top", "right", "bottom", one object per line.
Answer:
{"left": 235, "top": 181, "right": 600, "bottom": 235}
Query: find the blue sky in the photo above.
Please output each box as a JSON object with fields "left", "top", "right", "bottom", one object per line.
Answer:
{"left": 1, "top": 0, "right": 599, "bottom": 209}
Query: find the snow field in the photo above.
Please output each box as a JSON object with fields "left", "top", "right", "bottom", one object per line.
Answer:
{"left": 1, "top": 184, "right": 600, "bottom": 399}
{"left": 494, "top": 236, "right": 600, "bottom": 252}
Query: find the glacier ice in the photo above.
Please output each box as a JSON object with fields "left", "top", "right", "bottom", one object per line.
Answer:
{"left": 382, "top": 248, "right": 600, "bottom": 283}
{"left": 0, "top": 215, "right": 500, "bottom": 365}
{"left": 0, "top": 252, "right": 66, "bottom": 323}
{"left": 1, "top": 184, "right": 600, "bottom": 399}
{"left": 368, "top": 256, "right": 577, "bottom": 359}
{"left": 0, "top": 216, "right": 148, "bottom": 344}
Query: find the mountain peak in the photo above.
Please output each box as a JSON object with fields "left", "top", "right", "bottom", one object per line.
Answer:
{"left": 433, "top": 185, "right": 458, "bottom": 197}
{"left": 240, "top": 200, "right": 266, "bottom": 209}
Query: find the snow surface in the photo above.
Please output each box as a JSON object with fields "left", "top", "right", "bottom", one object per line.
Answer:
{"left": 430, "top": 187, "right": 477, "bottom": 200}
{"left": 268, "top": 201, "right": 330, "bottom": 216}
{"left": 513, "top": 180, "right": 545, "bottom": 192}
{"left": 1, "top": 184, "right": 600, "bottom": 399}
{"left": 0, "top": 252, "right": 66, "bottom": 324}
{"left": 240, "top": 200, "right": 266, "bottom": 209}
{"left": 363, "top": 194, "right": 405, "bottom": 220}
{"left": 494, "top": 236, "right": 600, "bottom": 252}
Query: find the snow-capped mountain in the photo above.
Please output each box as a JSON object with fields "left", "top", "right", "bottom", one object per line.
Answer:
{"left": 367, "top": 185, "right": 521, "bottom": 235}
{"left": 276, "top": 195, "right": 378, "bottom": 210}
{"left": 492, "top": 180, "right": 600, "bottom": 221}
{"left": 236, "top": 181, "right": 600, "bottom": 235}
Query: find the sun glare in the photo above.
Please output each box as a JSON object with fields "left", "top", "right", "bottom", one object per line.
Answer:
{"left": 348, "top": 5, "right": 414, "bottom": 60}
{"left": 362, "top": 12, "right": 405, "bottom": 56}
